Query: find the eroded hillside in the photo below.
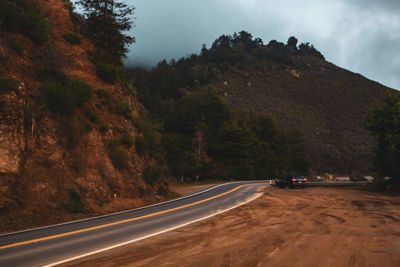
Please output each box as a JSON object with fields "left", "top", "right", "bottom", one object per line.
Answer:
{"left": 0, "top": 0, "right": 162, "bottom": 232}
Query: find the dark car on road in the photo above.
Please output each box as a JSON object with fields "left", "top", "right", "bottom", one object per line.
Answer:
{"left": 275, "top": 174, "right": 308, "bottom": 188}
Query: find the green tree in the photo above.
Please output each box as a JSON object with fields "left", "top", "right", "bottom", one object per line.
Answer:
{"left": 192, "top": 129, "right": 209, "bottom": 162}
{"left": 287, "top": 36, "right": 298, "bottom": 50}
{"left": 298, "top": 42, "right": 325, "bottom": 59}
{"left": 251, "top": 114, "right": 288, "bottom": 176}
{"left": 366, "top": 91, "right": 400, "bottom": 182}
{"left": 232, "top": 31, "right": 263, "bottom": 51}
{"left": 286, "top": 130, "right": 309, "bottom": 174}
{"left": 77, "top": 0, "right": 135, "bottom": 64}
{"left": 162, "top": 134, "right": 198, "bottom": 181}
{"left": 209, "top": 121, "right": 255, "bottom": 179}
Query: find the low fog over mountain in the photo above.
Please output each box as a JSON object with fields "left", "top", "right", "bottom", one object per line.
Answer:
{"left": 127, "top": 0, "right": 400, "bottom": 90}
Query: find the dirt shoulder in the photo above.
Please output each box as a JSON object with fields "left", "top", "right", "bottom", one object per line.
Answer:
{"left": 64, "top": 186, "right": 400, "bottom": 267}
{"left": 169, "top": 183, "right": 221, "bottom": 196}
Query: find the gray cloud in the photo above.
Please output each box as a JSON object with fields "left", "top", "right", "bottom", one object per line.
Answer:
{"left": 125, "top": 0, "right": 399, "bottom": 90}
{"left": 348, "top": 0, "right": 400, "bottom": 13}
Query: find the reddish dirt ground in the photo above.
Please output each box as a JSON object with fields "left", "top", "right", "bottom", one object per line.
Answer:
{"left": 169, "top": 183, "right": 219, "bottom": 196}
{"left": 64, "top": 186, "right": 400, "bottom": 267}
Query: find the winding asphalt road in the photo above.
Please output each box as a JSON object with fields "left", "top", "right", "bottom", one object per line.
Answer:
{"left": 0, "top": 181, "right": 268, "bottom": 266}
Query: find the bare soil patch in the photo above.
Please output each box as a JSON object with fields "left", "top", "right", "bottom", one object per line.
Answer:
{"left": 64, "top": 187, "right": 400, "bottom": 267}
{"left": 169, "top": 183, "right": 219, "bottom": 196}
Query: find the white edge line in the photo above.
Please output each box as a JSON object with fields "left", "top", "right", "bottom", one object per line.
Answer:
{"left": 43, "top": 191, "right": 264, "bottom": 267}
{"left": 1, "top": 181, "right": 262, "bottom": 238}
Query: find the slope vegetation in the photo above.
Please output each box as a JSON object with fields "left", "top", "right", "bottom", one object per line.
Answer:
{"left": 130, "top": 32, "right": 391, "bottom": 177}
{"left": 0, "top": 0, "right": 162, "bottom": 232}
{"left": 207, "top": 50, "right": 388, "bottom": 174}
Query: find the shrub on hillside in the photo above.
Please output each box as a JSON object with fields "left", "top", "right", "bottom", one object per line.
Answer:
{"left": 8, "top": 35, "right": 24, "bottom": 55}
{"left": 120, "top": 132, "right": 134, "bottom": 148}
{"left": 135, "top": 136, "right": 146, "bottom": 155}
{"left": 95, "top": 88, "right": 110, "bottom": 99}
{"left": 99, "top": 123, "right": 109, "bottom": 133}
{"left": 71, "top": 80, "right": 92, "bottom": 105}
{"left": 46, "top": 84, "right": 76, "bottom": 116}
{"left": 143, "top": 164, "right": 162, "bottom": 185}
{"left": 109, "top": 146, "right": 130, "bottom": 169}
{"left": 0, "top": 76, "right": 19, "bottom": 93}
{"left": 122, "top": 80, "right": 136, "bottom": 96}
{"left": 97, "top": 63, "right": 118, "bottom": 84}
{"left": 143, "top": 129, "right": 161, "bottom": 154}
{"left": 63, "top": 188, "right": 85, "bottom": 213}
{"left": 105, "top": 138, "right": 121, "bottom": 150}
{"left": 45, "top": 80, "right": 92, "bottom": 116}
{"left": 22, "top": 3, "right": 49, "bottom": 44}
{"left": 135, "top": 116, "right": 162, "bottom": 153}
{"left": 82, "top": 122, "right": 92, "bottom": 134}
{"left": 62, "top": 32, "right": 82, "bottom": 45}
{"left": 116, "top": 101, "right": 131, "bottom": 118}
{"left": 2, "top": 0, "right": 50, "bottom": 43}
{"left": 84, "top": 109, "right": 99, "bottom": 124}
{"left": 157, "top": 185, "right": 168, "bottom": 197}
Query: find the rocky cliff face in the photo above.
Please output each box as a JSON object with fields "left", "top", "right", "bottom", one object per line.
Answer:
{"left": 0, "top": 0, "right": 159, "bottom": 232}
{"left": 0, "top": 78, "right": 26, "bottom": 174}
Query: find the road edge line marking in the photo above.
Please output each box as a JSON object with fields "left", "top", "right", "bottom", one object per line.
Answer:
{"left": 0, "top": 183, "right": 264, "bottom": 250}
{"left": 0, "top": 181, "right": 248, "bottom": 238}
{"left": 43, "top": 192, "right": 263, "bottom": 267}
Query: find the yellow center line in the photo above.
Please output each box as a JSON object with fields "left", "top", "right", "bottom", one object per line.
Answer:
{"left": 0, "top": 184, "right": 255, "bottom": 250}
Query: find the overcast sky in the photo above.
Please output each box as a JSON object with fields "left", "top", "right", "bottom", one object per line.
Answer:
{"left": 124, "top": 0, "right": 399, "bottom": 90}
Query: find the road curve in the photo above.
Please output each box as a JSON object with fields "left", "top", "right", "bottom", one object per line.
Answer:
{"left": 0, "top": 181, "right": 268, "bottom": 266}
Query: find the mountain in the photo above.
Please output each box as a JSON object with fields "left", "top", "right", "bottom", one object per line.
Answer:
{"left": 0, "top": 0, "right": 394, "bottom": 232}
{"left": 130, "top": 32, "right": 393, "bottom": 178}
{"left": 0, "top": 0, "right": 162, "bottom": 232}
{"left": 200, "top": 46, "right": 388, "bottom": 174}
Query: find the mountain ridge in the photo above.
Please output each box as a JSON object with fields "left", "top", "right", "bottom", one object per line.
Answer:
{"left": 131, "top": 32, "right": 393, "bottom": 176}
